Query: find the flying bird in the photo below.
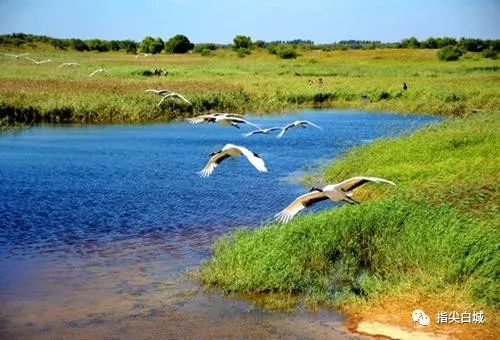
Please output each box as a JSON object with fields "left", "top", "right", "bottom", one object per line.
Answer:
{"left": 275, "top": 176, "right": 396, "bottom": 223}
{"left": 244, "top": 127, "right": 282, "bottom": 137}
{"left": 89, "top": 68, "right": 111, "bottom": 77}
{"left": 157, "top": 92, "right": 192, "bottom": 106}
{"left": 58, "top": 62, "right": 80, "bottom": 68}
{"left": 186, "top": 113, "right": 245, "bottom": 124}
{"left": 198, "top": 144, "right": 267, "bottom": 177}
{"left": 25, "top": 57, "right": 51, "bottom": 65}
{"left": 186, "top": 113, "right": 259, "bottom": 129}
{"left": 144, "top": 89, "right": 170, "bottom": 96}
{"left": 135, "top": 53, "right": 153, "bottom": 58}
{"left": 2, "top": 52, "right": 29, "bottom": 59}
{"left": 277, "top": 120, "right": 322, "bottom": 138}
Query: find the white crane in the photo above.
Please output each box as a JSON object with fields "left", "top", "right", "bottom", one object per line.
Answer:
{"left": 135, "top": 53, "right": 153, "bottom": 58}
{"left": 277, "top": 120, "right": 322, "bottom": 138}
{"left": 157, "top": 92, "right": 192, "bottom": 106}
{"left": 89, "top": 68, "right": 111, "bottom": 77}
{"left": 275, "top": 176, "right": 396, "bottom": 223}
{"left": 25, "top": 57, "right": 51, "bottom": 65}
{"left": 186, "top": 113, "right": 259, "bottom": 129}
{"left": 58, "top": 62, "right": 80, "bottom": 68}
{"left": 144, "top": 89, "right": 170, "bottom": 96}
{"left": 186, "top": 113, "right": 244, "bottom": 124}
{"left": 2, "top": 52, "right": 29, "bottom": 59}
{"left": 244, "top": 127, "right": 281, "bottom": 137}
{"left": 198, "top": 144, "right": 267, "bottom": 177}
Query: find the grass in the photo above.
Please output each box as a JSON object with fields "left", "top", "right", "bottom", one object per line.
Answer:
{"left": 200, "top": 112, "right": 499, "bottom": 336}
{"left": 0, "top": 46, "right": 499, "bottom": 124}
{"left": 2, "top": 43, "right": 499, "bottom": 336}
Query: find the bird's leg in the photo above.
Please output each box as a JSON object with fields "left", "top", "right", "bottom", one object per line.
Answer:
{"left": 343, "top": 196, "right": 360, "bottom": 205}
{"left": 231, "top": 123, "right": 241, "bottom": 129}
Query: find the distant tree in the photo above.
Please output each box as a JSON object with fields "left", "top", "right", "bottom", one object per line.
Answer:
{"left": 192, "top": 43, "right": 218, "bottom": 53}
{"left": 253, "top": 40, "right": 266, "bottom": 48}
{"left": 109, "top": 40, "right": 121, "bottom": 51}
{"left": 422, "top": 37, "right": 438, "bottom": 49}
{"left": 400, "top": 36, "right": 420, "bottom": 49}
{"left": 50, "top": 39, "right": 69, "bottom": 50}
{"left": 120, "top": 40, "right": 138, "bottom": 53}
{"left": 70, "top": 39, "right": 89, "bottom": 51}
{"left": 233, "top": 35, "right": 252, "bottom": 50}
{"left": 87, "top": 39, "right": 110, "bottom": 52}
{"left": 458, "top": 38, "right": 487, "bottom": 52}
{"left": 164, "top": 34, "right": 194, "bottom": 54}
{"left": 139, "top": 36, "right": 164, "bottom": 54}
{"left": 436, "top": 37, "right": 458, "bottom": 48}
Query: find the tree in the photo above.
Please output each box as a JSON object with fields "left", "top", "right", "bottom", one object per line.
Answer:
{"left": 87, "top": 39, "right": 110, "bottom": 52}
{"left": 164, "top": 34, "right": 194, "bottom": 54}
{"left": 109, "top": 40, "right": 121, "bottom": 51}
{"left": 70, "top": 39, "right": 89, "bottom": 51}
{"left": 139, "top": 36, "right": 164, "bottom": 54}
{"left": 120, "top": 40, "right": 138, "bottom": 54}
{"left": 233, "top": 35, "right": 252, "bottom": 50}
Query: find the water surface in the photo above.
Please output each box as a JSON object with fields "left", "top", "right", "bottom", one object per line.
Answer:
{"left": 0, "top": 110, "right": 438, "bottom": 338}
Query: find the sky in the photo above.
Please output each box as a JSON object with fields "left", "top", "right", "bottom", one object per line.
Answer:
{"left": 0, "top": 0, "right": 499, "bottom": 43}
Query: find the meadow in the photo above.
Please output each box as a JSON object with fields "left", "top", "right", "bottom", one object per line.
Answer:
{"left": 0, "top": 46, "right": 499, "bottom": 126}
{"left": 1, "top": 45, "right": 499, "bottom": 337}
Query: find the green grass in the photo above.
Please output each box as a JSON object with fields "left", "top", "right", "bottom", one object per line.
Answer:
{"left": 0, "top": 47, "right": 499, "bottom": 124}
{"left": 200, "top": 112, "right": 499, "bottom": 311}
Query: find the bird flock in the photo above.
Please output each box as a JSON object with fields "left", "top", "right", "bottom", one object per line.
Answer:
{"left": 186, "top": 110, "right": 396, "bottom": 223}
{"left": 1, "top": 50, "right": 396, "bottom": 223}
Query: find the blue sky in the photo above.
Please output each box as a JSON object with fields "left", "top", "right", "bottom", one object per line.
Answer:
{"left": 0, "top": 0, "right": 498, "bottom": 43}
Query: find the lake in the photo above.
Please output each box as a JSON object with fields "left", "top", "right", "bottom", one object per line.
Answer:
{"left": 0, "top": 110, "right": 439, "bottom": 338}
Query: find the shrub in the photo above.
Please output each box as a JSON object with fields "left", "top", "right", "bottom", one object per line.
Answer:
{"left": 70, "top": 39, "right": 89, "bottom": 51}
{"left": 437, "top": 46, "right": 462, "bottom": 61}
{"left": 482, "top": 48, "right": 498, "bottom": 59}
{"left": 277, "top": 45, "right": 298, "bottom": 59}
{"left": 139, "top": 36, "right": 164, "bottom": 54}
{"left": 236, "top": 48, "right": 251, "bottom": 57}
{"left": 87, "top": 39, "right": 110, "bottom": 52}
{"left": 165, "top": 34, "right": 194, "bottom": 54}
{"left": 192, "top": 43, "right": 218, "bottom": 53}
{"left": 233, "top": 35, "right": 252, "bottom": 50}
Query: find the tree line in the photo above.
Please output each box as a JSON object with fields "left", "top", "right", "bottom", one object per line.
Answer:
{"left": 1, "top": 33, "right": 498, "bottom": 58}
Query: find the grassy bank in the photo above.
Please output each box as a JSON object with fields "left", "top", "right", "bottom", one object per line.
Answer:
{"left": 200, "top": 111, "right": 499, "bottom": 336}
{"left": 0, "top": 47, "right": 499, "bottom": 124}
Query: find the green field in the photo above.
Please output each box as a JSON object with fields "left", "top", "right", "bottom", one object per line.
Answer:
{"left": 0, "top": 47, "right": 499, "bottom": 125}
{"left": 1, "top": 45, "right": 499, "bottom": 336}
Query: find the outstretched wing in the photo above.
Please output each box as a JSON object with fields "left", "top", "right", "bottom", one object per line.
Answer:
{"left": 277, "top": 123, "right": 294, "bottom": 138}
{"left": 301, "top": 120, "right": 322, "bottom": 130}
{"left": 334, "top": 176, "right": 396, "bottom": 192}
{"left": 230, "top": 145, "right": 267, "bottom": 173}
{"left": 171, "top": 93, "right": 192, "bottom": 105}
{"left": 275, "top": 190, "right": 329, "bottom": 223}
{"left": 197, "top": 151, "right": 231, "bottom": 178}
{"left": 89, "top": 69, "right": 99, "bottom": 77}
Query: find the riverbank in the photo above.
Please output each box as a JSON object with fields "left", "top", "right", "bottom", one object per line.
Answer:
{"left": 200, "top": 111, "right": 499, "bottom": 338}
{"left": 1, "top": 48, "right": 499, "bottom": 125}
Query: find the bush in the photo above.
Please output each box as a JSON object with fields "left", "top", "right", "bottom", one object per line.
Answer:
{"left": 236, "top": 48, "right": 251, "bottom": 58}
{"left": 139, "top": 36, "right": 164, "bottom": 54}
{"left": 482, "top": 48, "right": 498, "bottom": 59}
{"left": 87, "top": 39, "right": 110, "bottom": 52}
{"left": 165, "top": 34, "right": 194, "bottom": 54}
{"left": 70, "top": 39, "right": 89, "bottom": 51}
{"left": 233, "top": 35, "right": 252, "bottom": 50}
{"left": 276, "top": 45, "right": 298, "bottom": 59}
{"left": 192, "top": 43, "right": 218, "bottom": 53}
{"left": 437, "top": 46, "right": 462, "bottom": 61}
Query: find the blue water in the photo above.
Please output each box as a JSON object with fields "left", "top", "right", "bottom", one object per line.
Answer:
{"left": 0, "top": 110, "right": 440, "bottom": 337}
{"left": 0, "top": 110, "right": 438, "bottom": 260}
